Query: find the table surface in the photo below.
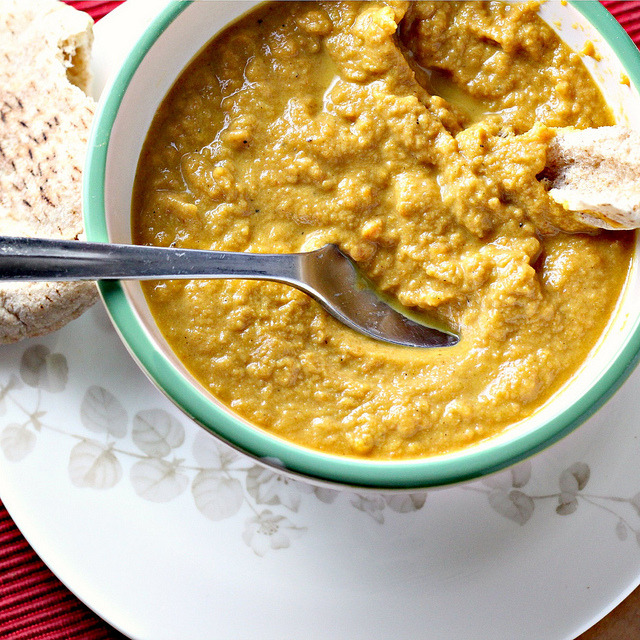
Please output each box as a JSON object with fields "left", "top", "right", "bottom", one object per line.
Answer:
{"left": 1, "top": 1, "right": 640, "bottom": 638}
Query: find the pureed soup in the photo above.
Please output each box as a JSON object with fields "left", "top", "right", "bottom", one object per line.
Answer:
{"left": 132, "top": 1, "right": 634, "bottom": 460}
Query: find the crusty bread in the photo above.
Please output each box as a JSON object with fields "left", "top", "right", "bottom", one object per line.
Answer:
{"left": 0, "top": 0, "right": 98, "bottom": 343}
{"left": 546, "top": 125, "right": 640, "bottom": 229}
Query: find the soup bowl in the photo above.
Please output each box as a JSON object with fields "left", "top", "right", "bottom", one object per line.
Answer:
{"left": 83, "top": 0, "right": 640, "bottom": 490}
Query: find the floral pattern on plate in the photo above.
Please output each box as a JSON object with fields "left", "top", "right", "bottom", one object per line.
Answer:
{"left": 3, "top": 339, "right": 639, "bottom": 556}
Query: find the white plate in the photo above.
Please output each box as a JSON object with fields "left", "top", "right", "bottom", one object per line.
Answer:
{"left": 2, "top": 2, "right": 640, "bottom": 639}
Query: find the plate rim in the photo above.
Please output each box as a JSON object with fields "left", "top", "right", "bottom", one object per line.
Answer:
{"left": 1, "top": 4, "right": 640, "bottom": 638}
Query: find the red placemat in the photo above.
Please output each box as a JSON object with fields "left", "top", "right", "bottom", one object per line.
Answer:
{"left": 0, "top": 501, "right": 128, "bottom": 639}
{"left": 603, "top": 0, "right": 640, "bottom": 44}
{"left": 1, "top": 1, "right": 640, "bottom": 639}
{"left": 64, "top": 1, "right": 123, "bottom": 22}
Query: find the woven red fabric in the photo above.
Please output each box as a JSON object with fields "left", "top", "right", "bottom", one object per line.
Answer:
{"left": 0, "top": 500, "right": 127, "bottom": 639}
{"left": 63, "top": 1, "right": 124, "bottom": 22}
{"left": 604, "top": 0, "right": 640, "bottom": 46}
{"left": 1, "top": 1, "right": 639, "bottom": 639}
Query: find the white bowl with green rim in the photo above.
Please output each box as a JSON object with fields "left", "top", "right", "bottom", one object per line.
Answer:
{"left": 83, "top": 0, "right": 640, "bottom": 490}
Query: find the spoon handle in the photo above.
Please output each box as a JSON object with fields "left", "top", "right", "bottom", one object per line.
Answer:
{"left": 0, "top": 236, "right": 301, "bottom": 283}
{"left": 0, "top": 236, "right": 458, "bottom": 348}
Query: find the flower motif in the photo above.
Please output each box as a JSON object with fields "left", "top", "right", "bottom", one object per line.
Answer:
{"left": 246, "top": 465, "right": 307, "bottom": 512}
{"left": 482, "top": 460, "right": 532, "bottom": 491}
{"left": 384, "top": 492, "right": 427, "bottom": 513}
{"left": 192, "top": 430, "right": 241, "bottom": 471}
{"left": 350, "top": 494, "right": 387, "bottom": 523}
{"left": 310, "top": 485, "right": 340, "bottom": 504}
{"left": 242, "top": 510, "right": 306, "bottom": 556}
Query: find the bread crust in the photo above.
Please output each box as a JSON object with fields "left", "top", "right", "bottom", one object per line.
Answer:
{"left": 0, "top": 0, "right": 98, "bottom": 343}
{"left": 547, "top": 125, "right": 640, "bottom": 229}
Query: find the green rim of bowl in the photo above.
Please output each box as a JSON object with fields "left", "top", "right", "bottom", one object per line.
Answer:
{"left": 84, "top": 0, "right": 640, "bottom": 489}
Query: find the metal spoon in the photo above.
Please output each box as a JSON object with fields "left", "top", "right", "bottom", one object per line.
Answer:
{"left": 0, "top": 236, "right": 458, "bottom": 348}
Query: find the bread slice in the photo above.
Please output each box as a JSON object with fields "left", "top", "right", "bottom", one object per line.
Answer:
{"left": 546, "top": 125, "right": 640, "bottom": 229}
{"left": 0, "top": 0, "right": 98, "bottom": 343}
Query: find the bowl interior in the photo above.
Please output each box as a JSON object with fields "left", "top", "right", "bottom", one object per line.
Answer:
{"left": 84, "top": 0, "right": 640, "bottom": 489}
